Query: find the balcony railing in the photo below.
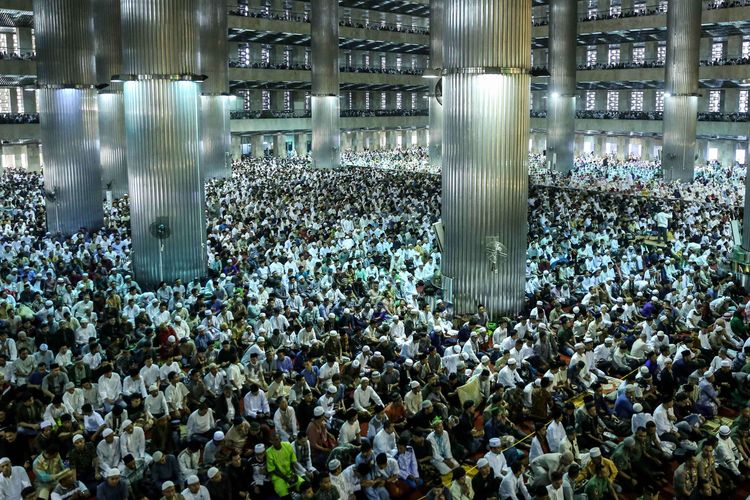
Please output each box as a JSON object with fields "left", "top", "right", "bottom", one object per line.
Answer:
{"left": 530, "top": 110, "right": 750, "bottom": 122}
{"left": 533, "top": 0, "right": 750, "bottom": 25}
{"left": 229, "top": 59, "right": 425, "bottom": 76}
{"left": 230, "top": 108, "right": 427, "bottom": 119}
{"left": 530, "top": 56, "right": 750, "bottom": 73}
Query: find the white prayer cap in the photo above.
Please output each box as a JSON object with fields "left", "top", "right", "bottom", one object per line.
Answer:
{"left": 589, "top": 447, "right": 602, "bottom": 457}
{"left": 106, "top": 468, "right": 121, "bottom": 478}
{"left": 161, "top": 481, "right": 175, "bottom": 491}
{"left": 207, "top": 467, "right": 220, "bottom": 479}
{"left": 186, "top": 474, "right": 200, "bottom": 484}
{"left": 102, "top": 428, "right": 114, "bottom": 438}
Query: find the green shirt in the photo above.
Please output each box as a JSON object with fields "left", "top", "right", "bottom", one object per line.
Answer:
{"left": 611, "top": 444, "right": 632, "bottom": 472}
{"left": 584, "top": 476, "right": 610, "bottom": 499}
{"left": 267, "top": 441, "right": 297, "bottom": 477}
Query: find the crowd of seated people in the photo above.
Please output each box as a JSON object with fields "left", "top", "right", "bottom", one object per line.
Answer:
{"left": 0, "top": 151, "right": 748, "bottom": 499}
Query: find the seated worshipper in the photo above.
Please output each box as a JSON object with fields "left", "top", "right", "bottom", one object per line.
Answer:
{"left": 0, "top": 455, "right": 31, "bottom": 499}
{"left": 373, "top": 419, "right": 398, "bottom": 458}
{"left": 472, "top": 457, "right": 500, "bottom": 499}
{"left": 338, "top": 408, "right": 362, "bottom": 446}
{"left": 181, "top": 474, "right": 210, "bottom": 500}
{"left": 177, "top": 440, "right": 203, "bottom": 480}
{"left": 585, "top": 462, "right": 619, "bottom": 500}
{"left": 395, "top": 436, "right": 423, "bottom": 492}
{"left": 186, "top": 399, "right": 217, "bottom": 444}
{"left": 529, "top": 451, "right": 575, "bottom": 490}
{"left": 673, "top": 449, "right": 698, "bottom": 500}
{"left": 715, "top": 424, "right": 750, "bottom": 480}
{"left": 426, "top": 417, "right": 458, "bottom": 475}
{"left": 273, "top": 396, "right": 298, "bottom": 442}
{"left": 449, "top": 467, "right": 474, "bottom": 500}
{"left": 353, "top": 377, "right": 384, "bottom": 414}
{"left": 149, "top": 450, "right": 181, "bottom": 491}
{"left": 292, "top": 432, "right": 316, "bottom": 479}
{"left": 203, "top": 431, "right": 230, "bottom": 466}
{"left": 373, "top": 451, "right": 403, "bottom": 498}
{"left": 122, "top": 452, "right": 154, "bottom": 499}
{"left": 484, "top": 437, "right": 509, "bottom": 478}
{"left": 120, "top": 419, "right": 150, "bottom": 465}
{"left": 96, "top": 468, "right": 129, "bottom": 500}
{"left": 95, "top": 428, "right": 122, "bottom": 476}
{"left": 206, "top": 466, "right": 232, "bottom": 500}
{"left": 306, "top": 406, "right": 337, "bottom": 469}
{"left": 499, "top": 461, "right": 532, "bottom": 500}
{"left": 50, "top": 468, "right": 89, "bottom": 500}
{"left": 243, "top": 383, "right": 271, "bottom": 421}
{"left": 266, "top": 432, "right": 304, "bottom": 497}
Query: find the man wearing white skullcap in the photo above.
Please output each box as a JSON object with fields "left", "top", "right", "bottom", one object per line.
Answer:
{"left": 484, "top": 437, "right": 508, "bottom": 478}
{"left": 0, "top": 456, "right": 31, "bottom": 500}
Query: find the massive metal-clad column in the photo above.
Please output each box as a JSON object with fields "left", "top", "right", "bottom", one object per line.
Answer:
{"left": 662, "top": 0, "right": 701, "bottom": 182}
{"left": 547, "top": 0, "right": 576, "bottom": 174}
{"left": 121, "top": 0, "right": 206, "bottom": 287}
{"left": 199, "top": 0, "right": 231, "bottom": 179}
{"left": 95, "top": 0, "right": 128, "bottom": 199}
{"left": 34, "top": 0, "right": 103, "bottom": 234}
{"left": 428, "top": 0, "right": 444, "bottom": 170}
{"left": 442, "top": 0, "right": 531, "bottom": 316}
{"left": 311, "top": 0, "right": 340, "bottom": 168}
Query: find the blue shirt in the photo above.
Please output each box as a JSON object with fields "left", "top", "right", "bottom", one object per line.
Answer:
{"left": 614, "top": 393, "right": 634, "bottom": 419}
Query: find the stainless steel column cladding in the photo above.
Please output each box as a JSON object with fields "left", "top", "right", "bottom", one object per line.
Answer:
{"left": 442, "top": 0, "right": 531, "bottom": 316}
{"left": 199, "top": 0, "right": 231, "bottom": 179}
{"left": 547, "top": 0, "right": 577, "bottom": 174}
{"left": 121, "top": 0, "right": 207, "bottom": 288}
{"left": 95, "top": 0, "right": 128, "bottom": 198}
{"left": 311, "top": 0, "right": 340, "bottom": 168}
{"left": 428, "top": 0, "right": 444, "bottom": 170}
{"left": 662, "top": 0, "right": 701, "bottom": 182}
{"left": 34, "top": 0, "right": 103, "bottom": 234}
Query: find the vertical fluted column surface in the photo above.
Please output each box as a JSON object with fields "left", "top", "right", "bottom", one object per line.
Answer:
{"left": 662, "top": 0, "right": 701, "bottom": 182}
{"left": 122, "top": 0, "right": 206, "bottom": 288}
{"left": 547, "top": 0, "right": 577, "bottom": 174}
{"left": 34, "top": 0, "right": 103, "bottom": 235}
{"left": 38, "top": 88, "right": 103, "bottom": 233}
{"left": 442, "top": 0, "right": 531, "bottom": 316}
{"left": 199, "top": 0, "right": 231, "bottom": 178}
{"left": 98, "top": 92, "right": 128, "bottom": 198}
{"left": 311, "top": 0, "right": 340, "bottom": 168}
{"left": 201, "top": 96, "right": 232, "bottom": 178}
{"left": 428, "top": 0, "right": 443, "bottom": 170}
{"left": 95, "top": 0, "right": 128, "bottom": 197}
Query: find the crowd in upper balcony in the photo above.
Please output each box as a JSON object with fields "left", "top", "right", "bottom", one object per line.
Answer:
{"left": 0, "top": 113, "right": 39, "bottom": 125}
{"left": 228, "top": 59, "right": 424, "bottom": 76}
{"left": 0, "top": 51, "right": 35, "bottom": 61}
{"left": 529, "top": 110, "right": 750, "bottom": 122}
{"left": 228, "top": 6, "right": 428, "bottom": 35}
